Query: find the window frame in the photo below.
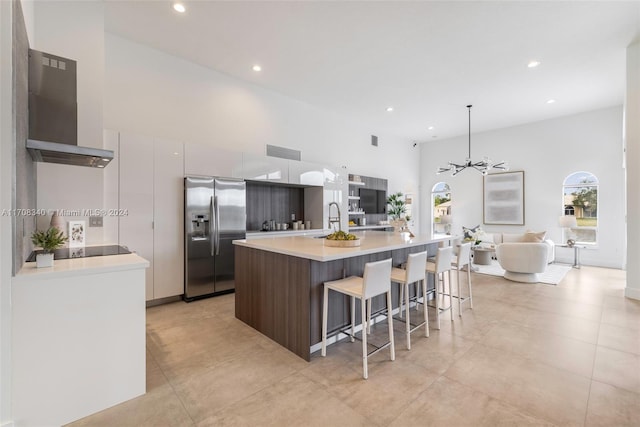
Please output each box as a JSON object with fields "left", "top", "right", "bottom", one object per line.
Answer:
{"left": 431, "top": 182, "right": 451, "bottom": 237}
{"left": 562, "top": 171, "right": 599, "bottom": 246}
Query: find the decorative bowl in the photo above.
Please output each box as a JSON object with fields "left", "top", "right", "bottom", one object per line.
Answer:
{"left": 324, "top": 239, "right": 361, "bottom": 248}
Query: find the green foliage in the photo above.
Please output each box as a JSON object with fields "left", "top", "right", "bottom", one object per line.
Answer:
{"left": 326, "top": 230, "right": 358, "bottom": 241}
{"left": 31, "top": 227, "right": 67, "bottom": 253}
{"left": 386, "top": 192, "right": 406, "bottom": 220}
{"left": 577, "top": 218, "right": 597, "bottom": 227}
{"left": 571, "top": 187, "right": 597, "bottom": 214}
{"left": 434, "top": 195, "right": 450, "bottom": 206}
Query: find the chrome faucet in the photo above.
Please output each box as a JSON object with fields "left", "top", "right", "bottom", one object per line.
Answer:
{"left": 328, "top": 202, "right": 342, "bottom": 231}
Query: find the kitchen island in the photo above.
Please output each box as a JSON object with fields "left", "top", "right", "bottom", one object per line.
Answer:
{"left": 11, "top": 253, "right": 149, "bottom": 426}
{"left": 233, "top": 231, "right": 451, "bottom": 360}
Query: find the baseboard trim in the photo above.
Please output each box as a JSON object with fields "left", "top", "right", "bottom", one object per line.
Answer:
{"left": 624, "top": 286, "right": 640, "bottom": 301}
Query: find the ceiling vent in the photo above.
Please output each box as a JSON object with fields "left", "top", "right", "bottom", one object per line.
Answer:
{"left": 266, "top": 144, "right": 301, "bottom": 161}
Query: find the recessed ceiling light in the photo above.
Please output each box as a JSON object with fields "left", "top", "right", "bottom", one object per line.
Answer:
{"left": 528, "top": 60, "right": 541, "bottom": 68}
{"left": 173, "top": 3, "right": 186, "bottom": 13}
{"left": 546, "top": 99, "right": 556, "bottom": 104}
{"left": 427, "top": 126, "right": 434, "bottom": 131}
{"left": 252, "top": 64, "right": 262, "bottom": 72}
{"left": 386, "top": 107, "right": 394, "bottom": 112}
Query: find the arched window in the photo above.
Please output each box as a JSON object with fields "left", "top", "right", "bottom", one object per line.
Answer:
{"left": 562, "top": 172, "right": 598, "bottom": 244}
{"left": 432, "top": 182, "right": 451, "bottom": 236}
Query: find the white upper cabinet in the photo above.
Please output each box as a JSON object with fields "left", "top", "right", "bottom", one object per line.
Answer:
{"left": 241, "top": 153, "right": 289, "bottom": 183}
{"left": 288, "top": 160, "right": 324, "bottom": 186}
{"left": 153, "top": 139, "right": 184, "bottom": 300}
{"left": 184, "top": 144, "right": 242, "bottom": 178}
{"left": 118, "top": 132, "right": 155, "bottom": 301}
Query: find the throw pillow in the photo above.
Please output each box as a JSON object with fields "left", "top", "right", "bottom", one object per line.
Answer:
{"left": 524, "top": 231, "right": 546, "bottom": 242}
{"left": 462, "top": 225, "right": 480, "bottom": 241}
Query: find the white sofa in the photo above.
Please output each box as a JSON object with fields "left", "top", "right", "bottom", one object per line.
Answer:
{"left": 495, "top": 243, "right": 550, "bottom": 283}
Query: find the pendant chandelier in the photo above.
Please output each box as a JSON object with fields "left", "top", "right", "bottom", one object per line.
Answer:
{"left": 437, "top": 105, "right": 508, "bottom": 176}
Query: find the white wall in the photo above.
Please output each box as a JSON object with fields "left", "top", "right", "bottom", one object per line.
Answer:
{"left": 32, "top": 0, "right": 106, "bottom": 245}
{"left": 104, "top": 34, "right": 420, "bottom": 231}
{"left": 625, "top": 41, "right": 640, "bottom": 299}
{"left": 0, "top": 2, "right": 13, "bottom": 424}
{"left": 420, "top": 106, "right": 625, "bottom": 269}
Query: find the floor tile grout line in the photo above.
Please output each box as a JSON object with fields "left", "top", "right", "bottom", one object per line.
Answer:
{"left": 147, "top": 339, "right": 199, "bottom": 426}
{"left": 584, "top": 303, "right": 605, "bottom": 427}
{"left": 438, "top": 374, "right": 561, "bottom": 426}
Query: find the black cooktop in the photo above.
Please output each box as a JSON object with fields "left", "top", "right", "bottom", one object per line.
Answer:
{"left": 26, "top": 245, "right": 131, "bottom": 262}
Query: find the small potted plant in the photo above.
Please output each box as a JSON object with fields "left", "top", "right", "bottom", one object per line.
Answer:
{"left": 387, "top": 192, "right": 407, "bottom": 231}
{"left": 31, "top": 227, "right": 68, "bottom": 268}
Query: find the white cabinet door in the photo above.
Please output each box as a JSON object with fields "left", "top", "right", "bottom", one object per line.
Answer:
{"left": 288, "top": 160, "right": 324, "bottom": 186}
{"left": 103, "top": 129, "right": 119, "bottom": 245}
{"left": 184, "top": 144, "right": 242, "bottom": 178}
{"left": 241, "top": 153, "right": 289, "bottom": 183}
{"left": 153, "top": 139, "right": 184, "bottom": 299}
{"left": 119, "top": 133, "right": 154, "bottom": 301}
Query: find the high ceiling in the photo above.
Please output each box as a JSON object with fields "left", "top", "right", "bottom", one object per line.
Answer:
{"left": 104, "top": 1, "right": 640, "bottom": 142}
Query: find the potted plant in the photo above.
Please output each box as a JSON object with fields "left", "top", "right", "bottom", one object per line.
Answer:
{"left": 386, "top": 192, "right": 407, "bottom": 231}
{"left": 31, "top": 227, "right": 68, "bottom": 268}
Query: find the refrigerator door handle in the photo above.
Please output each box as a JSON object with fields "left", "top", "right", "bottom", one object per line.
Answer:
{"left": 214, "top": 195, "right": 221, "bottom": 255}
{"left": 210, "top": 195, "right": 215, "bottom": 256}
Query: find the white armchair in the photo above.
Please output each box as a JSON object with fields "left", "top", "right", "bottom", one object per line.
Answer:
{"left": 495, "top": 243, "right": 549, "bottom": 283}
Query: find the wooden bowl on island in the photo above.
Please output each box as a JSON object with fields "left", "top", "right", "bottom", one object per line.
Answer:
{"left": 323, "top": 231, "right": 361, "bottom": 247}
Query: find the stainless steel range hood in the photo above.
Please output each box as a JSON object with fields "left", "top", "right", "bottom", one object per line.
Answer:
{"left": 27, "top": 49, "right": 113, "bottom": 168}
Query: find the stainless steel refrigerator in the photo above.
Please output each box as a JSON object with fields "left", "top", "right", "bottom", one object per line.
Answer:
{"left": 184, "top": 176, "right": 246, "bottom": 301}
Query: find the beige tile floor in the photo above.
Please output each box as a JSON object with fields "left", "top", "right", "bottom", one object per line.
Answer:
{"left": 68, "top": 266, "right": 640, "bottom": 426}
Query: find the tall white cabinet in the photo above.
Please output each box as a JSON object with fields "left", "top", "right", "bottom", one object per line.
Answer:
{"left": 117, "top": 132, "right": 184, "bottom": 301}
{"left": 119, "top": 133, "right": 155, "bottom": 300}
{"left": 153, "top": 139, "right": 184, "bottom": 299}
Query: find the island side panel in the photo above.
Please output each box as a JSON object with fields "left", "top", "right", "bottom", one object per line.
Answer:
{"left": 235, "top": 245, "right": 311, "bottom": 360}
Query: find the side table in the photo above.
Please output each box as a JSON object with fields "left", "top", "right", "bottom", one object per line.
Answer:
{"left": 472, "top": 246, "right": 495, "bottom": 265}
{"left": 557, "top": 244, "right": 585, "bottom": 268}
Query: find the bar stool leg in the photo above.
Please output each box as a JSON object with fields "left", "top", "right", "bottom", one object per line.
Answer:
{"left": 422, "top": 278, "right": 429, "bottom": 337}
{"left": 367, "top": 298, "right": 372, "bottom": 334}
{"left": 399, "top": 285, "right": 404, "bottom": 319}
{"left": 467, "top": 266, "right": 473, "bottom": 309}
{"left": 322, "top": 286, "right": 329, "bottom": 357}
{"left": 448, "top": 270, "right": 454, "bottom": 321}
{"left": 457, "top": 268, "right": 462, "bottom": 317}
{"left": 350, "top": 296, "right": 355, "bottom": 342}
{"left": 435, "top": 272, "right": 441, "bottom": 329}
{"left": 361, "top": 297, "right": 368, "bottom": 379}
{"left": 387, "top": 290, "right": 395, "bottom": 361}
{"left": 404, "top": 282, "right": 411, "bottom": 349}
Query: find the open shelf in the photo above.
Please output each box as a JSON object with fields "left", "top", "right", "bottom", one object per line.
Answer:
{"left": 348, "top": 211, "right": 365, "bottom": 215}
{"left": 348, "top": 196, "right": 360, "bottom": 200}
{"left": 348, "top": 180, "right": 365, "bottom": 186}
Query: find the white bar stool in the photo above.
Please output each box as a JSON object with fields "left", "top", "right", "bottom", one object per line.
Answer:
{"left": 425, "top": 246, "right": 454, "bottom": 329}
{"left": 452, "top": 242, "right": 473, "bottom": 315}
{"left": 321, "top": 258, "right": 395, "bottom": 379}
{"left": 392, "top": 251, "right": 428, "bottom": 349}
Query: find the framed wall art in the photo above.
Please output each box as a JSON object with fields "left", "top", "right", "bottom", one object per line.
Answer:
{"left": 68, "top": 220, "right": 86, "bottom": 248}
{"left": 483, "top": 171, "right": 525, "bottom": 225}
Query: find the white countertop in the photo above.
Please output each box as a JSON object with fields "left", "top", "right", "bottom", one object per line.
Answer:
{"left": 14, "top": 253, "right": 150, "bottom": 281}
{"left": 233, "top": 230, "right": 452, "bottom": 262}
{"left": 246, "top": 228, "right": 330, "bottom": 239}
{"left": 348, "top": 225, "right": 392, "bottom": 230}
